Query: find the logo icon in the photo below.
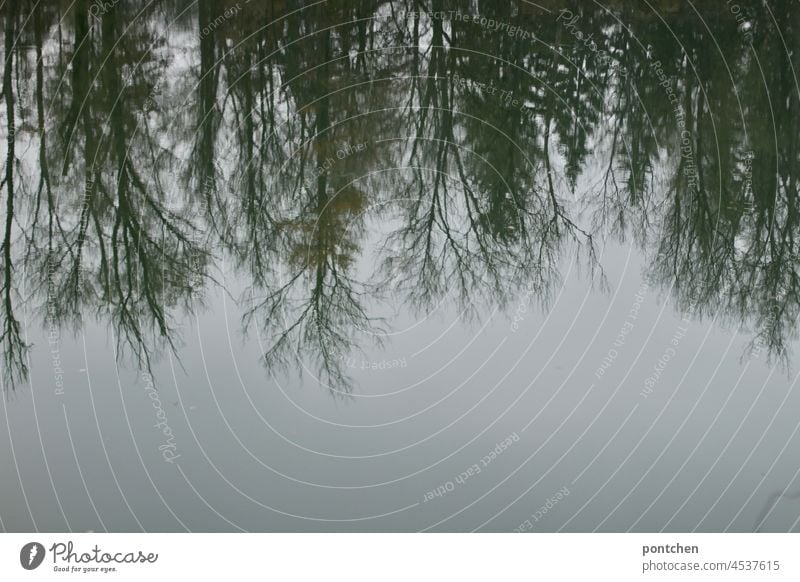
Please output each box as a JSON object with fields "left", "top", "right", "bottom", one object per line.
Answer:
{"left": 20, "top": 542, "right": 45, "bottom": 570}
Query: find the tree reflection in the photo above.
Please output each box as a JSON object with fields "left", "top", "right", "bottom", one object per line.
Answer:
{"left": 1, "top": 0, "right": 800, "bottom": 389}
{"left": 1, "top": 0, "right": 28, "bottom": 385}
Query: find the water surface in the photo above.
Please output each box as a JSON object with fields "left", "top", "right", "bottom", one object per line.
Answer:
{"left": 1, "top": 0, "right": 800, "bottom": 532}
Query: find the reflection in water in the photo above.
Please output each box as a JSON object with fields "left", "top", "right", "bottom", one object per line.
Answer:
{"left": 0, "top": 0, "right": 798, "bottom": 391}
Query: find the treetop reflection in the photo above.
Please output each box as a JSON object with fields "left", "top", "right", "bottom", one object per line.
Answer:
{"left": 0, "top": 0, "right": 798, "bottom": 391}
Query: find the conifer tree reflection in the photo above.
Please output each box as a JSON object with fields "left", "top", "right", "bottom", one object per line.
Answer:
{"left": 237, "top": 6, "right": 384, "bottom": 390}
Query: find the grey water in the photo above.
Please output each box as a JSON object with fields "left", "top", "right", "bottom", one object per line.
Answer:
{"left": 1, "top": 0, "right": 800, "bottom": 532}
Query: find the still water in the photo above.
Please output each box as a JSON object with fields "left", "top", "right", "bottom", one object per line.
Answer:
{"left": 1, "top": 0, "right": 800, "bottom": 532}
